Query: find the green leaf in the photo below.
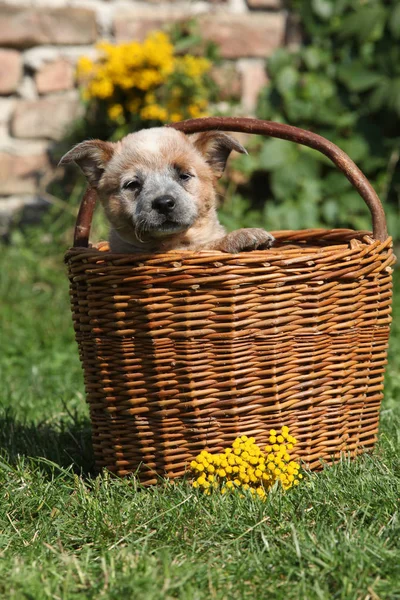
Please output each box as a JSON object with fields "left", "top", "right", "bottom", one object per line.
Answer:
{"left": 259, "top": 138, "right": 298, "bottom": 170}
{"left": 337, "top": 63, "right": 383, "bottom": 93}
{"left": 388, "top": 78, "right": 400, "bottom": 116}
{"left": 270, "top": 169, "right": 298, "bottom": 200}
{"left": 302, "top": 47, "right": 331, "bottom": 70}
{"left": 232, "top": 153, "right": 260, "bottom": 176}
{"left": 299, "top": 73, "right": 336, "bottom": 101}
{"left": 339, "top": 5, "right": 387, "bottom": 43}
{"left": 312, "top": 0, "right": 334, "bottom": 20}
{"left": 285, "top": 98, "right": 316, "bottom": 122}
{"left": 362, "top": 154, "right": 388, "bottom": 172}
{"left": 389, "top": 4, "right": 400, "bottom": 40}
{"left": 276, "top": 66, "right": 299, "bottom": 96}
{"left": 268, "top": 154, "right": 321, "bottom": 202}
{"left": 338, "top": 190, "right": 365, "bottom": 213}
{"left": 294, "top": 150, "right": 322, "bottom": 180}
{"left": 335, "top": 136, "right": 369, "bottom": 163}
{"left": 368, "top": 79, "right": 391, "bottom": 112}
{"left": 301, "top": 178, "right": 322, "bottom": 205}
{"left": 322, "top": 199, "right": 339, "bottom": 224}
{"left": 334, "top": 111, "right": 358, "bottom": 129}
{"left": 267, "top": 48, "right": 295, "bottom": 79}
{"left": 323, "top": 172, "right": 352, "bottom": 195}
{"left": 297, "top": 190, "right": 321, "bottom": 229}
{"left": 173, "top": 33, "right": 202, "bottom": 53}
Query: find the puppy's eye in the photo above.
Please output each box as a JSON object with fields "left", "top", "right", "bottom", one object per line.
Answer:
{"left": 122, "top": 179, "right": 140, "bottom": 191}
{"left": 179, "top": 172, "right": 193, "bottom": 182}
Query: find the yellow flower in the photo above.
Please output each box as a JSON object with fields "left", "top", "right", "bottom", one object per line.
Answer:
{"left": 76, "top": 56, "right": 95, "bottom": 79}
{"left": 189, "top": 427, "right": 301, "bottom": 499}
{"left": 88, "top": 78, "right": 114, "bottom": 99}
{"left": 96, "top": 40, "right": 114, "bottom": 55}
{"left": 140, "top": 104, "right": 168, "bottom": 122}
{"left": 108, "top": 103, "right": 123, "bottom": 120}
{"left": 169, "top": 112, "right": 183, "bottom": 123}
{"left": 77, "top": 30, "right": 212, "bottom": 128}
{"left": 178, "top": 55, "right": 211, "bottom": 79}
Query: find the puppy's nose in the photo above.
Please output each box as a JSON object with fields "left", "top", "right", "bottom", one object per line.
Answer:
{"left": 152, "top": 195, "right": 176, "bottom": 214}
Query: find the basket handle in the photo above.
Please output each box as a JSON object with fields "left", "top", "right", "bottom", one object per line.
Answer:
{"left": 72, "top": 117, "right": 388, "bottom": 246}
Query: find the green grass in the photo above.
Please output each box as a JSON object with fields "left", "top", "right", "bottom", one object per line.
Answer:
{"left": 1, "top": 221, "right": 399, "bottom": 600}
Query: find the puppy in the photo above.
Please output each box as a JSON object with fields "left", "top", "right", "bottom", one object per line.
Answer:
{"left": 60, "top": 127, "right": 274, "bottom": 253}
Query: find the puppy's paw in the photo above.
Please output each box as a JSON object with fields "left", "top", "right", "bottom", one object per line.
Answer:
{"left": 215, "top": 228, "right": 275, "bottom": 253}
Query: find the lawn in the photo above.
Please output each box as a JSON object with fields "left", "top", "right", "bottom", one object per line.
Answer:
{"left": 1, "top": 220, "right": 399, "bottom": 600}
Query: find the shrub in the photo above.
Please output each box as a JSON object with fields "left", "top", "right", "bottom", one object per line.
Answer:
{"left": 222, "top": 0, "right": 400, "bottom": 240}
{"left": 75, "top": 30, "right": 215, "bottom": 141}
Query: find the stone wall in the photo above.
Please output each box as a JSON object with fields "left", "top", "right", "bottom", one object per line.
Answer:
{"left": 0, "top": 0, "right": 288, "bottom": 234}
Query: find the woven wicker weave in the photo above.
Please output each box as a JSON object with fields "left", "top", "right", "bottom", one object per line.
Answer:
{"left": 65, "top": 118, "right": 396, "bottom": 484}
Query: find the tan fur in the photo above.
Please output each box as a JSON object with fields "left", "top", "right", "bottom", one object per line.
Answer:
{"left": 60, "top": 127, "right": 274, "bottom": 254}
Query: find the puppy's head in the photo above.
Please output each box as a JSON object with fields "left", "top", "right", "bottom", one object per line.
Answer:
{"left": 60, "top": 127, "right": 246, "bottom": 246}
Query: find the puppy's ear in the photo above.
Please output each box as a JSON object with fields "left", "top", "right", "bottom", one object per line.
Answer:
{"left": 190, "top": 131, "right": 247, "bottom": 178}
{"left": 59, "top": 140, "right": 116, "bottom": 187}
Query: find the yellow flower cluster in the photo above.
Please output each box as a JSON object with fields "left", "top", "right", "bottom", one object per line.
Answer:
{"left": 190, "top": 427, "right": 302, "bottom": 500}
{"left": 176, "top": 55, "right": 211, "bottom": 80}
{"left": 76, "top": 31, "right": 211, "bottom": 125}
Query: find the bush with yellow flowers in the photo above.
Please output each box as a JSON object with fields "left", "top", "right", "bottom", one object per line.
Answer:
{"left": 190, "top": 427, "right": 302, "bottom": 500}
{"left": 76, "top": 31, "right": 214, "bottom": 136}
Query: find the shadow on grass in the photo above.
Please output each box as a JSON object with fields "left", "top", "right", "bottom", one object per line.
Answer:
{"left": 0, "top": 412, "right": 96, "bottom": 476}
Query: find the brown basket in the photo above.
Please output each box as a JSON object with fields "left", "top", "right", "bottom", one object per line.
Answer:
{"left": 65, "top": 117, "right": 396, "bottom": 484}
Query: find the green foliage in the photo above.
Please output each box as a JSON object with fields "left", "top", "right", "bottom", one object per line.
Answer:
{"left": 224, "top": 0, "right": 400, "bottom": 239}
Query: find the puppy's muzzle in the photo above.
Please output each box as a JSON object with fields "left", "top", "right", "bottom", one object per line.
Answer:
{"left": 152, "top": 195, "right": 176, "bottom": 215}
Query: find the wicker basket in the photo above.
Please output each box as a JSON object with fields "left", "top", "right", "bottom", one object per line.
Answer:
{"left": 65, "top": 118, "right": 395, "bottom": 484}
